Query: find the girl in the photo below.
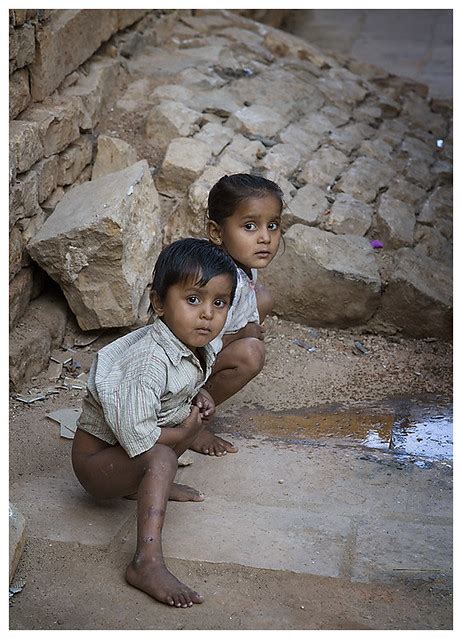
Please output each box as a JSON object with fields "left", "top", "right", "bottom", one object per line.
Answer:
{"left": 189, "top": 173, "right": 284, "bottom": 457}
{"left": 72, "top": 238, "right": 237, "bottom": 608}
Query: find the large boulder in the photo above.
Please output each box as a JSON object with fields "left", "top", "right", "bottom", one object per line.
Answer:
{"left": 27, "top": 160, "right": 161, "bottom": 330}
{"left": 260, "top": 225, "right": 382, "bottom": 327}
{"left": 371, "top": 248, "right": 452, "bottom": 338}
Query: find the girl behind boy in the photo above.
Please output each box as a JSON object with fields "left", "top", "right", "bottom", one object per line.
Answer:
{"left": 72, "top": 238, "right": 237, "bottom": 608}
{"left": 189, "top": 173, "right": 283, "bottom": 457}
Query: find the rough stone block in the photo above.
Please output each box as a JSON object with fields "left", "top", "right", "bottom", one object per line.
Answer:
{"left": 9, "top": 169, "right": 41, "bottom": 230}
{"left": 323, "top": 193, "right": 372, "bottom": 236}
{"left": 259, "top": 143, "right": 301, "bottom": 177}
{"left": 227, "top": 104, "right": 287, "bottom": 139}
{"left": 62, "top": 59, "right": 120, "bottom": 130}
{"left": 9, "top": 267, "right": 34, "bottom": 329}
{"left": 9, "top": 68, "right": 31, "bottom": 119}
{"left": 414, "top": 224, "right": 452, "bottom": 266}
{"left": 146, "top": 100, "right": 202, "bottom": 152}
{"left": 30, "top": 9, "right": 119, "bottom": 101}
{"left": 12, "top": 23, "right": 35, "bottom": 71}
{"left": 329, "top": 122, "right": 375, "bottom": 156}
{"left": 58, "top": 135, "right": 94, "bottom": 186}
{"left": 417, "top": 186, "right": 452, "bottom": 226}
{"left": 194, "top": 122, "right": 234, "bottom": 156}
{"left": 284, "top": 184, "right": 329, "bottom": 227}
{"left": 387, "top": 177, "right": 426, "bottom": 208}
{"left": 115, "top": 9, "right": 149, "bottom": 30}
{"left": 222, "top": 134, "right": 265, "bottom": 165}
{"left": 160, "top": 138, "right": 212, "bottom": 193}
{"left": 334, "top": 156, "right": 395, "bottom": 203}
{"left": 9, "top": 292, "right": 68, "bottom": 389}
{"left": 92, "top": 134, "right": 138, "bottom": 180}
{"left": 358, "top": 138, "right": 393, "bottom": 163}
{"left": 263, "top": 25, "right": 337, "bottom": 69}
{"left": 33, "top": 155, "right": 59, "bottom": 203}
{"left": 376, "top": 194, "right": 416, "bottom": 249}
{"left": 9, "top": 120, "right": 44, "bottom": 174}
{"left": 279, "top": 123, "right": 322, "bottom": 158}
{"left": 21, "top": 95, "right": 82, "bottom": 158}
{"left": 373, "top": 248, "right": 452, "bottom": 339}
{"left": 9, "top": 502, "right": 26, "bottom": 583}
{"left": 260, "top": 225, "right": 382, "bottom": 327}
{"left": 188, "top": 166, "right": 228, "bottom": 220}
{"left": 28, "top": 161, "right": 162, "bottom": 331}
{"left": 298, "top": 146, "right": 350, "bottom": 188}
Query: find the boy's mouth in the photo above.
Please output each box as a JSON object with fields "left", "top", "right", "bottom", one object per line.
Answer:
{"left": 196, "top": 327, "right": 212, "bottom": 335}
{"left": 255, "top": 250, "right": 271, "bottom": 257}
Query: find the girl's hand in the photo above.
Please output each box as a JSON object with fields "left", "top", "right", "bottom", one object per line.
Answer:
{"left": 193, "top": 389, "right": 216, "bottom": 420}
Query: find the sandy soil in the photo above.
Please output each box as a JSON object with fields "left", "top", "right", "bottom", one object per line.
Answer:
{"left": 9, "top": 315, "right": 452, "bottom": 630}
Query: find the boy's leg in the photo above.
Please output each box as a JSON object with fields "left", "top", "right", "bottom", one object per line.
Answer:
{"left": 72, "top": 430, "right": 204, "bottom": 607}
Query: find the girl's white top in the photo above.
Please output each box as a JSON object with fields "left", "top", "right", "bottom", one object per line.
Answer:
{"left": 210, "top": 266, "right": 260, "bottom": 354}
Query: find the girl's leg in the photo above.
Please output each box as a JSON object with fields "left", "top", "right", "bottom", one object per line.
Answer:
{"left": 72, "top": 429, "right": 204, "bottom": 607}
{"left": 191, "top": 337, "right": 265, "bottom": 455}
{"left": 190, "top": 284, "right": 273, "bottom": 456}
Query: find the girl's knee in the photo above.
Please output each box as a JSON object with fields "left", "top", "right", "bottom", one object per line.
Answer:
{"left": 237, "top": 337, "right": 265, "bottom": 374}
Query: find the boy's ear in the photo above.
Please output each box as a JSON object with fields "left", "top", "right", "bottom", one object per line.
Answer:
{"left": 150, "top": 290, "right": 164, "bottom": 316}
{"left": 207, "top": 220, "right": 223, "bottom": 246}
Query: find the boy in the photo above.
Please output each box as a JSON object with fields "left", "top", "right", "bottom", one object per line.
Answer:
{"left": 71, "top": 238, "right": 237, "bottom": 608}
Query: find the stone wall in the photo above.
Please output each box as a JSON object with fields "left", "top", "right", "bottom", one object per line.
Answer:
{"left": 9, "top": 8, "right": 453, "bottom": 389}
{"left": 9, "top": 8, "right": 170, "bottom": 332}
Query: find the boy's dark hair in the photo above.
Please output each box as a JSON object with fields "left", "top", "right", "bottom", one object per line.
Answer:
{"left": 151, "top": 238, "right": 237, "bottom": 305}
{"left": 207, "top": 173, "right": 284, "bottom": 225}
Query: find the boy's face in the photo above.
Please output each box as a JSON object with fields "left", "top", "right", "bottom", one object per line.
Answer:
{"left": 151, "top": 273, "right": 234, "bottom": 352}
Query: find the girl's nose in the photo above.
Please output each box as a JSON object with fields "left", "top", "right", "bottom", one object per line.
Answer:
{"left": 258, "top": 228, "right": 271, "bottom": 243}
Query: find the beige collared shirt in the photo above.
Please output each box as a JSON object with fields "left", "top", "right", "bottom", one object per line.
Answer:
{"left": 77, "top": 317, "right": 216, "bottom": 458}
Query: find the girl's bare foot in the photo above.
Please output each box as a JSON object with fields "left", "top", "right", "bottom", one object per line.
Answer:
{"left": 189, "top": 430, "right": 238, "bottom": 456}
{"left": 126, "top": 557, "right": 204, "bottom": 607}
{"left": 125, "top": 483, "right": 205, "bottom": 502}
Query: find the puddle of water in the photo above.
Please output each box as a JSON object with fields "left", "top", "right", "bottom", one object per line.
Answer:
{"left": 236, "top": 399, "right": 453, "bottom": 462}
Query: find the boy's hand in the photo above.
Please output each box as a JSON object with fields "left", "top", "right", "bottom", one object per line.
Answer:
{"left": 193, "top": 389, "right": 215, "bottom": 420}
{"left": 180, "top": 405, "right": 204, "bottom": 436}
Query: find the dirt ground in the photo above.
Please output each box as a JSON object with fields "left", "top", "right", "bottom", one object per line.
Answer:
{"left": 9, "top": 314, "right": 453, "bottom": 630}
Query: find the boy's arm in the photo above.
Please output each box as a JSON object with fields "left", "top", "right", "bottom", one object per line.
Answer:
{"left": 156, "top": 406, "right": 204, "bottom": 454}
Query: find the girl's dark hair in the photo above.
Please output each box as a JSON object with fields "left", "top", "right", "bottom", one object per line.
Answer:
{"left": 207, "top": 173, "right": 284, "bottom": 224}
{"left": 151, "top": 238, "right": 237, "bottom": 304}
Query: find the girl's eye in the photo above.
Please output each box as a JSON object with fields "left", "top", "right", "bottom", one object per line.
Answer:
{"left": 214, "top": 299, "right": 227, "bottom": 309}
{"left": 268, "top": 221, "right": 280, "bottom": 231}
{"left": 187, "top": 296, "right": 200, "bottom": 305}
{"left": 244, "top": 222, "right": 257, "bottom": 231}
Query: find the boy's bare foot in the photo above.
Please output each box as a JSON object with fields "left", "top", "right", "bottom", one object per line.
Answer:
{"left": 126, "top": 558, "right": 204, "bottom": 607}
{"left": 189, "top": 430, "right": 238, "bottom": 456}
{"left": 125, "top": 482, "right": 205, "bottom": 502}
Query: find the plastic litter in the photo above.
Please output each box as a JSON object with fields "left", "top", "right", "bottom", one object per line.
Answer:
{"left": 47, "top": 408, "right": 81, "bottom": 439}
{"left": 353, "top": 340, "right": 369, "bottom": 355}
{"left": 436, "top": 138, "right": 444, "bottom": 150}
{"left": 370, "top": 240, "right": 384, "bottom": 249}
{"left": 292, "top": 338, "right": 316, "bottom": 353}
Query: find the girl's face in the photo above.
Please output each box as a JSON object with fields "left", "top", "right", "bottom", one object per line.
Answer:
{"left": 208, "top": 194, "right": 282, "bottom": 274}
{"left": 151, "top": 273, "right": 233, "bottom": 353}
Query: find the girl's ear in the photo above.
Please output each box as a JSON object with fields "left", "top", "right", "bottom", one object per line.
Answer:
{"left": 150, "top": 290, "right": 164, "bottom": 316}
{"left": 207, "top": 220, "right": 223, "bottom": 246}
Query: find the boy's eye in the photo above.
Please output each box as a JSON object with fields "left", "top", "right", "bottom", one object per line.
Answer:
{"left": 244, "top": 222, "right": 257, "bottom": 231}
{"left": 214, "top": 299, "right": 228, "bottom": 309}
{"left": 187, "top": 296, "right": 200, "bottom": 305}
{"left": 268, "top": 221, "right": 280, "bottom": 231}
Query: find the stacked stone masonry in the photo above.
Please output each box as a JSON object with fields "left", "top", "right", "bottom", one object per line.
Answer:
{"left": 9, "top": 8, "right": 453, "bottom": 389}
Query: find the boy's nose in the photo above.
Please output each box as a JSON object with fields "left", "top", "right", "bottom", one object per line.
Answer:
{"left": 201, "top": 304, "right": 214, "bottom": 319}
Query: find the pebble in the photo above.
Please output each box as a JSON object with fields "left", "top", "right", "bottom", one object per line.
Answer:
{"left": 278, "top": 479, "right": 284, "bottom": 484}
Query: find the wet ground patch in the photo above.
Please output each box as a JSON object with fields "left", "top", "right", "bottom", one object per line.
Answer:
{"left": 215, "top": 394, "right": 452, "bottom": 464}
